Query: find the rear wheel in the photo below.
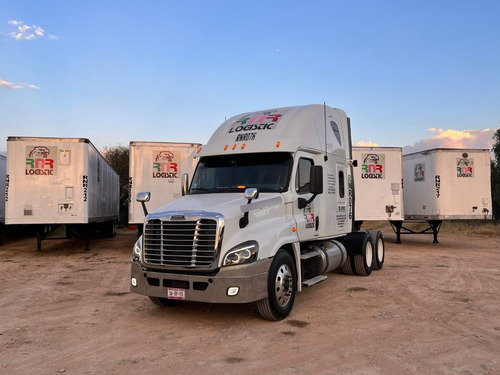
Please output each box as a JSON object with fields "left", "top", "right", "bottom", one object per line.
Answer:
{"left": 341, "top": 254, "right": 356, "bottom": 275}
{"left": 148, "top": 296, "right": 182, "bottom": 307}
{"left": 369, "top": 230, "right": 385, "bottom": 270}
{"left": 343, "top": 232, "right": 374, "bottom": 276}
{"left": 257, "top": 250, "right": 296, "bottom": 321}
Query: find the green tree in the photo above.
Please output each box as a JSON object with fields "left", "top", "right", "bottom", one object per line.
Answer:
{"left": 492, "top": 128, "right": 500, "bottom": 221}
{"left": 103, "top": 145, "right": 129, "bottom": 225}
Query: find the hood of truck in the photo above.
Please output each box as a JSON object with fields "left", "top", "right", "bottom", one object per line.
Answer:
{"left": 150, "top": 192, "right": 283, "bottom": 221}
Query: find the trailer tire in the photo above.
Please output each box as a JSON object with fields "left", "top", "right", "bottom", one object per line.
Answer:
{"left": 104, "top": 220, "right": 116, "bottom": 238}
{"left": 148, "top": 296, "right": 182, "bottom": 307}
{"left": 369, "top": 230, "right": 385, "bottom": 270}
{"left": 256, "top": 250, "right": 296, "bottom": 321}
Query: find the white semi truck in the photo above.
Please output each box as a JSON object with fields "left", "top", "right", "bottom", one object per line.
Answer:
{"left": 128, "top": 141, "right": 201, "bottom": 235}
{"left": 130, "top": 105, "right": 384, "bottom": 320}
{"left": 5, "top": 137, "right": 119, "bottom": 251}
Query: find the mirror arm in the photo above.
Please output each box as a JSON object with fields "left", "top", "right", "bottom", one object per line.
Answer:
{"left": 140, "top": 202, "right": 148, "bottom": 217}
{"left": 298, "top": 194, "right": 318, "bottom": 209}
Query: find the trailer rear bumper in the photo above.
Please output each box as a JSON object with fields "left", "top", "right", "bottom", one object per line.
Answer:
{"left": 130, "top": 258, "right": 271, "bottom": 304}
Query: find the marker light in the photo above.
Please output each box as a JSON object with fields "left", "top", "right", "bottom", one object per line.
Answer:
{"left": 227, "top": 287, "right": 239, "bottom": 296}
{"left": 241, "top": 143, "right": 246, "bottom": 149}
{"left": 276, "top": 141, "right": 280, "bottom": 148}
{"left": 232, "top": 144, "right": 237, "bottom": 150}
{"left": 131, "top": 278, "right": 137, "bottom": 287}
{"left": 197, "top": 147, "right": 202, "bottom": 153}
{"left": 292, "top": 227, "right": 297, "bottom": 232}
{"left": 224, "top": 145, "right": 228, "bottom": 151}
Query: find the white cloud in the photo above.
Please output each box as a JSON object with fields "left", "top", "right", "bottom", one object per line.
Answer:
{"left": 6, "top": 20, "right": 58, "bottom": 40}
{"left": 356, "top": 140, "right": 379, "bottom": 147}
{"left": 403, "top": 128, "right": 498, "bottom": 155}
{"left": 0, "top": 79, "right": 40, "bottom": 90}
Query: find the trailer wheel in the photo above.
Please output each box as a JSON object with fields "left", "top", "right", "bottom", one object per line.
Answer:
{"left": 148, "top": 296, "right": 182, "bottom": 307}
{"left": 104, "top": 221, "right": 117, "bottom": 238}
{"left": 256, "top": 250, "right": 296, "bottom": 321}
{"left": 369, "top": 230, "right": 385, "bottom": 270}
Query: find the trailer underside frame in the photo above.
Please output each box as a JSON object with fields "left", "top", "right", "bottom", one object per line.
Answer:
{"left": 389, "top": 220, "right": 443, "bottom": 244}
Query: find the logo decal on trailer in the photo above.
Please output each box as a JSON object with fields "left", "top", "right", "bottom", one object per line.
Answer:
{"left": 25, "top": 146, "right": 57, "bottom": 176}
{"left": 457, "top": 153, "right": 473, "bottom": 177}
{"left": 152, "top": 151, "right": 180, "bottom": 180}
{"left": 360, "top": 153, "right": 385, "bottom": 179}
{"left": 414, "top": 163, "right": 425, "bottom": 182}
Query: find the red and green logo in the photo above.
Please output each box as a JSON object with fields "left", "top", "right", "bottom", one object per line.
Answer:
{"left": 414, "top": 163, "right": 425, "bottom": 182}
{"left": 457, "top": 154, "right": 473, "bottom": 177}
{"left": 25, "top": 146, "right": 57, "bottom": 176}
{"left": 152, "top": 151, "right": 179, "bottom": 179}
{"left": 361, "top": 153, "right": 385, "bottom": 179}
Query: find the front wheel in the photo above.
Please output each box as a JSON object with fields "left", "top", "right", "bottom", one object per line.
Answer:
{"left": 257, "top": 250, "right": 296, "bottom": 321}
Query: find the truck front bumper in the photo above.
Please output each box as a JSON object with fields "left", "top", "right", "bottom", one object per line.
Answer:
{"left": 130, "top": 258, "right": 271, "bottom": 304}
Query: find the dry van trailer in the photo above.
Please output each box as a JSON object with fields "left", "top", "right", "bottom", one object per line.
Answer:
{"left": 0, "top": 154, "right": 6, "bottom": 245}
{"left": 392, "top": 148, "right": 492, "bottom": 243}
{"left": 352, "top": 146, "right": 403, "bottom": 230}
{"left": 128, "top": 141, "right": 201, "bottom": 235}
{"left": 5, "top": 137, "right": 119, "bottom": 251}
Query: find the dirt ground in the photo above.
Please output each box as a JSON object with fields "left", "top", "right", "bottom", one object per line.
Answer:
{"left": 1, "top": 224, "right": 499, "bottom": 375}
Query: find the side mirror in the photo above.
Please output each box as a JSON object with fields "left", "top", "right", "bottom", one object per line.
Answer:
{"left": 309, "top": 165, "right": 323, "bottom": 195}
{"left": 298, "top": 166, "right": 323, "bottom": 209}
{"left": 136, "top": 192, "right": 151, "bottom": 216}
{"left": 181, "top": 173, "right": 189, "bottom": 196}
{"left": 136, "top": 192, "right": 151, "bottom": 203}
{"left": 244, "top": 187, "right": 259, "bottom": 200}
{"left": 240, "top": 188, "right": 259, "bottom": 229}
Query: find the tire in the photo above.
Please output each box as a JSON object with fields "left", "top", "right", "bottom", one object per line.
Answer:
{"left": 341, "top": 254, "right": 356, "bottom": 275}
{"left": 257, "top": 251, "right": 296, "bottom": 321}
{"left": 148, "top": 296, "right": 183, "bottom": 307}
{"left": 65, "top": 225, "right": 75, "bottom": 238}
{"left": 107, "top": 221, "right": 117, "bottom": 238}
{"left": 369, "top": 230, "right": 385, "bottom": 270}
{"left": 343, "top": 231, "right": 373, "bottom": 276}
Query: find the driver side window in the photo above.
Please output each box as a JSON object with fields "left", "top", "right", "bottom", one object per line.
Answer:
{"left": 296, "top": 158, "right": 313, "bottom": 193}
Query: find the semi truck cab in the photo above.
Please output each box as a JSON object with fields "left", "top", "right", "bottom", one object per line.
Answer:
{"left": 130, "top": 105, "right": 384, "bottom": 320}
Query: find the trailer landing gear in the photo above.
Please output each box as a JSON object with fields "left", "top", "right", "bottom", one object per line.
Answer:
{"left": 390, "top": 220, "right": 443, "bottom": 244}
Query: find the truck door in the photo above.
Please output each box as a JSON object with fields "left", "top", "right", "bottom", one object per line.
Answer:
{"left": 292, "top": 152, "right": 320, "bottom": 241}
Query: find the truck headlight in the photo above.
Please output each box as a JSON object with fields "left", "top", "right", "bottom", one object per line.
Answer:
{"left": 132, "top": 236, "right": 142, "bottom": 263}
{"left": 223, "top": 241, "right": 258, "bottom": 266}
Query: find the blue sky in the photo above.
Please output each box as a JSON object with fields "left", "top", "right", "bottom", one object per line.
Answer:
{"left": 1, "top": 0, "right": 499, "bottom": 154}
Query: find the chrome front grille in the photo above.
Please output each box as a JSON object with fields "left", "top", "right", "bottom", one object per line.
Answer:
{"left": 143, "top": 218, "right": 219, "bottom": 267}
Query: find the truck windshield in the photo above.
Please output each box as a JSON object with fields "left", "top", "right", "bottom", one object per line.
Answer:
{"left": 189, "top": 152, "right": 292, "bottom": 193}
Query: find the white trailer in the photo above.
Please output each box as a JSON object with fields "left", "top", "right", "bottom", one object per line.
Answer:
{"left": 0, "top": 154, "right": 5, "bottom": 224}
{"left": 5, "top": 137, "right": 119, "bottom": 250}
{"left": 0, "top": 154, "right": 5, "bottom": 245}
{"left": 395, "top": 148, "right": 492, "bottom": 243}
{"left": 130, "top": 104, "right": 385, "bottom": 320}
{"left": 352, "top": 146, "right": 403, "bottom": 227}
{"left": 128, "top": 141, "right": 201, "bottom": 230}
